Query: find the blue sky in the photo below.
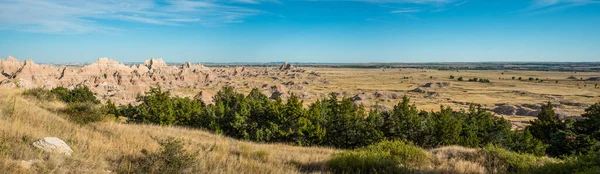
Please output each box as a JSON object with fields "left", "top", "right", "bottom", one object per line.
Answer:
{"left": 0, "top": 0, "right": 599, "bottom": 63}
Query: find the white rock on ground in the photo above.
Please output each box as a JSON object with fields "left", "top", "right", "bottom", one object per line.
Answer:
{"left": 32, "top": 137, "right": 73, "bottom": 156}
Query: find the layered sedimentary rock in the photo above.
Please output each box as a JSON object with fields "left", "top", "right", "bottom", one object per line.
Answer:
{"left": 1, "top": 56, "right": 319, "bottom": 105}
{"left": 0, "top": 56, "right": 216, "bottom": 105}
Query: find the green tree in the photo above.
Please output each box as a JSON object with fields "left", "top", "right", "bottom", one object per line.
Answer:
{"left": 547, "top": 130, "right": 596, "bottom": 157}
{"left": 213, "top": 86, "right": 250, "bottom": 139}
{"left": 423, "top": 106, "right": 463, "bottom": 148}
{"left": 51, "top": 86, "right": 99, "bottom": 104}
{"left": 575, "top": 103, "right": 600, "bottom": 140}
{"left": 528, "top": 102, "right": 564, "bottom": 144}
{"left": 503, "top": 130, "right": 547, "bottom": 156}
{"left": 378, "top": 96, "right": 424, "bottom": 143}
{"left": 132, "top": 88, "right": 176, "bottom": 125}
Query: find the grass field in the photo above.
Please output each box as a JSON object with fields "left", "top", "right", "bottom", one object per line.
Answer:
{"left": 173, "top": 67, "right": 599, "bottom": 124}
{"left": 0, "top": 85, "right": 565, "bottom": 174}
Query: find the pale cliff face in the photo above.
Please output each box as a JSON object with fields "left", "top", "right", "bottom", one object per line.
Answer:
{"left": 1, "top": 57, "right": 310, "bottom": 106}
{"left": 0, "top": 57, "right": 216, "bottom": 105}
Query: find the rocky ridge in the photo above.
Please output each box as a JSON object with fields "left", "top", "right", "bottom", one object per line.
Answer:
{"left": 1, "top": 57, "right": 316, "bottom": 105}
{"left": 1, "top": 57, "right": 216, "bottom": 104}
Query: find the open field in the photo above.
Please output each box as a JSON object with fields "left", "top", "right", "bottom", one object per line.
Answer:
{"left": 173, "top": 66, "right": 600, "bottom": 127}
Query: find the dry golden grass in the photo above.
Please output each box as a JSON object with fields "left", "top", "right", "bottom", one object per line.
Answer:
{"left": 427, "top": 146, "right": 487, "bottom": 174}
{"left": 0, "top": 86, "right": 336, "bottom": 173}
{"left": 174, "top": 67, "right": 599, "bottom": 121}
{"left": 0, "top": 86, "right": 563, "bottom": 174}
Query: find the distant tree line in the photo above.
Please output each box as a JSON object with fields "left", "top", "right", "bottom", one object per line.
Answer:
{"left": 452, "top": 76, "right": 490, "bottom": 83}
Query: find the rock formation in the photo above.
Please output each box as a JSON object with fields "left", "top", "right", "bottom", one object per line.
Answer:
{"left": 491, "top": 103, "right": 542, "bottom": 117}
{"left": 279, "top": 62, "right": 296, "bottom": 71}
{"left": 269, "top": 84, "right": 289, "bottom": 99}
{"left": 194, "top": 91, "right": 214, "bottom": 105}
{"left": 32, "top": 137, "right": 73, "bottom": 156}
{"left": 420, "top": 82, "right": 451, "bottom": 88}
{"left": 1, "top": 56, "right": 324, "bottom": 105}
{"left": 0, "top": 56, "right": 216, "bottom": 105}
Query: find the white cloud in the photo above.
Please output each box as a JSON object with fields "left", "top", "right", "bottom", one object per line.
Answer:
{"left": 0, "top": 0, "right": 269, "bottom": 33}
{"left": 523, "top": 0, "right": 599, "bottom": 14}
{"left": 531, "top": 0, "right": 594, "bottom": 8}
{"left": 390, "top": 8, "right": 422, "bottom": 13}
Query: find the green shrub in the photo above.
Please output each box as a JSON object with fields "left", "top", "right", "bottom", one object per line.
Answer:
{"left": 64, "top": 102, "right": 106, "bottom": 124}
{"left": 502, "top": 130, "right": 547, "bottom": 156}
{"left": 51, "top": 86, "right": 99, "bottom": 104}
{"left": 119, "top": 137, "right": 197, "bottom": 174}
{"left": 533, "top": 149, "right": 600, "bottom": 174}
{"left": 22, "top": 88, "right": 56, "bottom": 101}
{"left": 328, "top": 140, "right": 429, "bottom": 173}
{"left": 482, "top": 145, "right": 556, "bottom": 173}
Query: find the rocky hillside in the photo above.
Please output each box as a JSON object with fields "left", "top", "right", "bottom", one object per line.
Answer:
{"left": 0, "top": 57, "right": 319, "bottom": 105}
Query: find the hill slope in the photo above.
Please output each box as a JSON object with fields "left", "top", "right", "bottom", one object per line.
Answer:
{"left": 0, "top": 87, "right": 335, "bottom": 173}
{"left": 1, "top": 86, "right": 567, "bottom": 174}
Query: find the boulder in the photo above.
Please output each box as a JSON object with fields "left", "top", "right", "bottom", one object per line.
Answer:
{"left": 32, "top": 137, "right": 73, "bottom": 156}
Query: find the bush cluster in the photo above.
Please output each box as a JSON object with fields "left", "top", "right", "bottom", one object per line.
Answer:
{"left": 527, "top": 102, "right": 600, "bottom": 157}
{"left": 117, "top": 137, "right": 197, "bottom": 174}
{"left": 467, "top": 77, "right": 491, "bottom": 83}
{"left": 24, "top": 86, "right": 104, "bottom": 124}
{"left": 24, "top": 86, "right": 99, "bottom": 104}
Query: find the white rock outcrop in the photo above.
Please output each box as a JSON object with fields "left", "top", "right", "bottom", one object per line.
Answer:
{"left": 32, "top": 137, "right": 73, "bottom": 156}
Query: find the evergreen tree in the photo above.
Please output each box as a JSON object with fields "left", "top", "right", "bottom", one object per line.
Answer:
{"left": 134, "top": 88, "right": 176, "bottom": 125}
{"left": 528, "top": 102, "right": 564, "bottom": 144}
{"left": 575, "top": 103, "right": 600, "bottom": 140}
{"left": 379, "top": 96, "right": 424, "bottom": 143}
{"left": 423, "top": 106, "right": 463, "bottom": 148}
{"left": 503, "top": 130, "right": 547, "bottom": 156}
{"left": 547, "top": 130, "right": 596, "bottom": 157}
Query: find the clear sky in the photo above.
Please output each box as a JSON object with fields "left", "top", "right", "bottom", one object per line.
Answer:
{"left": 0, "top": 0, "right": 599, "bottom": 63}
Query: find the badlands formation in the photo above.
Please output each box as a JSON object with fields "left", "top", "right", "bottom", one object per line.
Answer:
{"left": 0, "top": 56, "right": 318, "bottom": 105}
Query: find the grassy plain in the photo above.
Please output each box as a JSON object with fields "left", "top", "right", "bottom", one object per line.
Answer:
{"left": 174, "top": 67, "right": 599, "bottom": 125}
